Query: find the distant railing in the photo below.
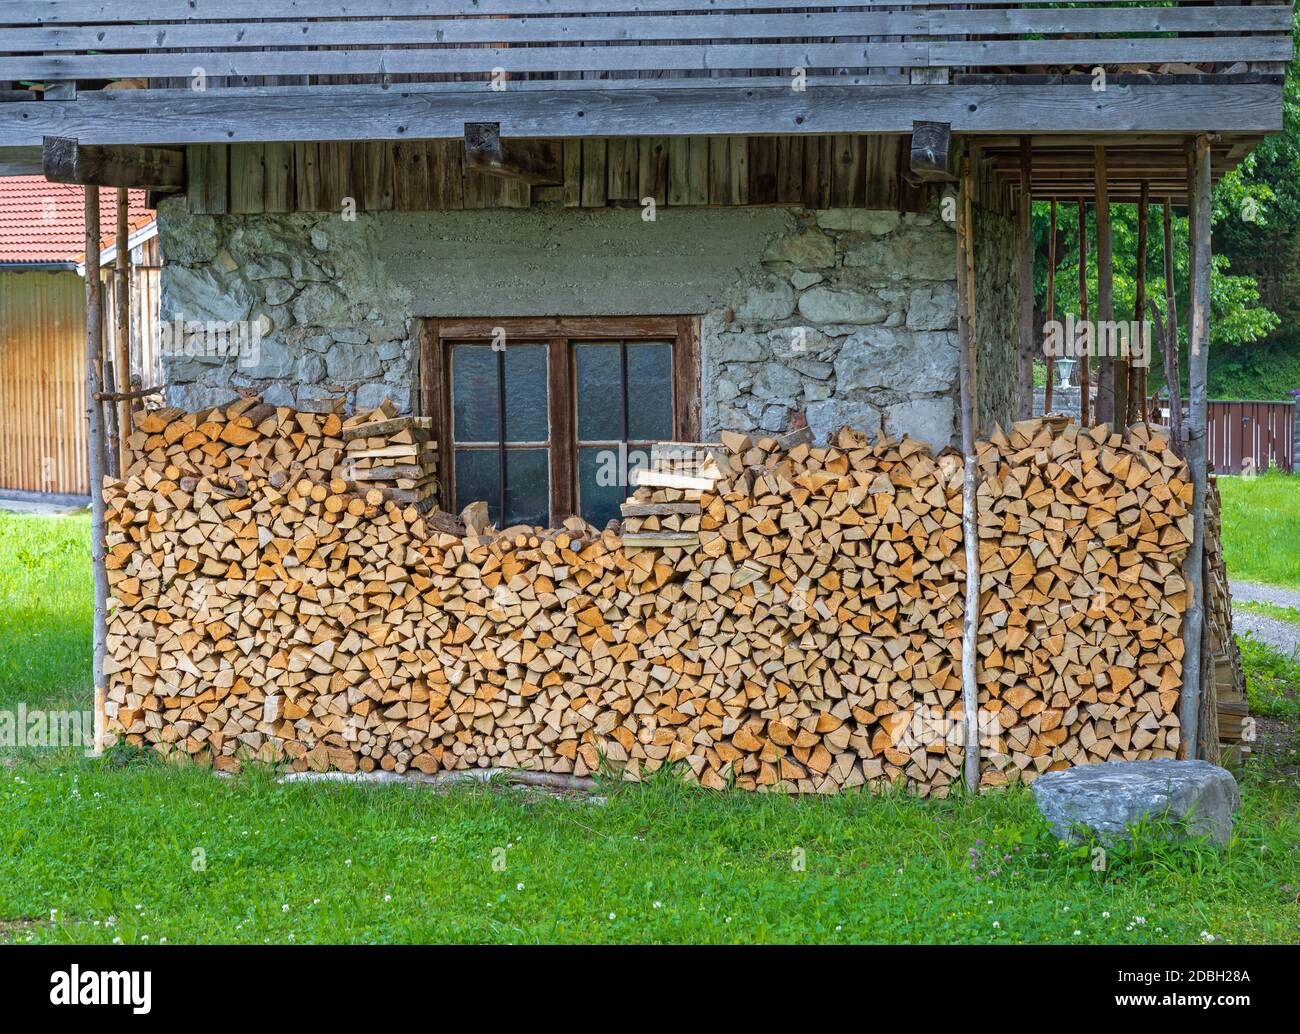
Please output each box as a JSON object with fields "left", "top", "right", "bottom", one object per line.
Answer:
{"left": 0, "top": 0, "right": 1293, "bottom": 92}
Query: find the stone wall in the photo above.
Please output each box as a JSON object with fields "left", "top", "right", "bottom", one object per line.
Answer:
{"left": 158, "top": 198, "right": 1019, "bottom": 450}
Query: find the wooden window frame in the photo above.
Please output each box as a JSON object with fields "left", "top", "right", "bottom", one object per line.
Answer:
{"left": 421, "top": 316, "right": 700, "bottom": 527}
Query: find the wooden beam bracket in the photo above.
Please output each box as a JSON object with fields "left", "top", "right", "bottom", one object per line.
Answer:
{"left": 909, "top": 120, "right": 958, "bottom": 182}
{"left": 463, "top": 122, "right": 562, "bottom": 186}
{"left": 43, "top": 135, "right": 185, "bottom": 189}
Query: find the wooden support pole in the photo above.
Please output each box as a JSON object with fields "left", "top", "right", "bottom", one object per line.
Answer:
{"left": 84, "top": 186, "right": 109, "bottom": 756}
{"left": 1162, "top": 198, "right": 1184, "bottom": 454}
{"left": 1179, "top": 135, "right": 1213, "bottom": 761}
{"left": 1044, "top": 198, "right": 1058, "bottom": 413}
{"left": 1094, "top": 146, "right": 1119, "bottom": 427}
{"left": 1077, "top": 197, "right": 1091, "bottom": 426}
{"left": 1016, "top": 137, "right": 1034, "bottom": 420}
{"left": 956, "top": 150, "right": 981, "bottom": 793}
{"left": 114, "top": 188, "right": 132, "bottom": 476}
{"left": 1131, "top": 181, "right": 1149, "bottom": 425}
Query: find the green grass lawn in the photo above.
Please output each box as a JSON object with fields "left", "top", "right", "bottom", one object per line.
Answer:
{"left": 1217, "top": 470, "right": 1300, "bottom": 589}
{"left": 0, "top": 511, "right": 1297, "bottom": 945}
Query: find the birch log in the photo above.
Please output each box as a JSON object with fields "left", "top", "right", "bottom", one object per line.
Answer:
{"left": 85, "top": 187, "right": 109, "bottom": 754}
{"left": 1178, "top": 136, "right": 1213, "bottom": 760}
{"left": 957, "top": 152, "right": 981, "bottom": 793}
{"left": 114, "top": 188, "right": 132, "bottom": 476}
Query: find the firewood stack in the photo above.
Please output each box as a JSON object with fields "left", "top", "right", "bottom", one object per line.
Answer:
{"left": 973, "top": 419, "right": 1191, "bottom": 784}
{"left": 338, "top": 402, "right": 439, "bottom": 511}
{"left": 103, "top": 403, "right": 1206, "bottom": 795}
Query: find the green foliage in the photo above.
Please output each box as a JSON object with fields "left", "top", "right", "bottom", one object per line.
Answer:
{"left": 1238, "top": 635, "right": 1300, "bottom": 722}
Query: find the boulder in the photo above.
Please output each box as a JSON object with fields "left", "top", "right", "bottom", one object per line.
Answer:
{"left": 1032, "top": 759, "right": 1239, "bottom": 846}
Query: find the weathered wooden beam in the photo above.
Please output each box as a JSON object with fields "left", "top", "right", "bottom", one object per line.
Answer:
{"left": 909, "top": 120, "right": 957, "bottom": 182}
{"left": 43, "top": 136, "right": 184, "bottom": 188}
{"left": 84, "top": 186, "right": 109, "bottom": 756}
{"left": 463, "top": 122, "right": 562, "bottom": 186}
{"left": 1016, "top": 137, "right": 1034, "bottom": 419}
{"left": 2, "top": 83, "right": 1284, "bottom": 148}
{"left": 1094, "top": 145, "right": 1117, "bottom": 426}
{"left": 1179, "top": 134, "right": 1213, "bottom": 761}
{"left": 1043, "top": 198, "right": 1057, "bottom": 414}
{"left": 113, "top": 188, "right": 132, "bottom": 477}
{"left": 1077, "top": 197, "right": 1091, "bottom": 426}
{"left": 1162, "top": 197, "right": 1184, "bottom": 454}
{"left": 1131, "top": 180, "right": 1149, "bottom": 425}
{"left": 956, "top": 146, "right": 981, "bottom": 794}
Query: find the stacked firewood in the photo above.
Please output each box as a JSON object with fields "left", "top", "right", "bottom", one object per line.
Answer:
{"left": 339, "top": 402, "right": 439, "bottom": 510}
{"left": 103, "top": 400, "right": 1203, "bottom": 794}
{"left": 972, "top": 419, "right": 1192, "bottom": 781}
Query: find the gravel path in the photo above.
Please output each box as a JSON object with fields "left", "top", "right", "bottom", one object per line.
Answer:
{"left": 1230, "top": 580, "right": 1300, "bottom": 656}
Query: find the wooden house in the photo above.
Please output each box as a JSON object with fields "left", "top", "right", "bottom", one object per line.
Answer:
{"left": 0, "top": 178, "right": 156, "bottom": 495}
{"left": 0, "top": 2, "right": 1288, "bottom": 785}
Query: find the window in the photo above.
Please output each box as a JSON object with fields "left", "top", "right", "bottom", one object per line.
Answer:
{"left": 422, "top": 317, "right": 699, "bottom": 528}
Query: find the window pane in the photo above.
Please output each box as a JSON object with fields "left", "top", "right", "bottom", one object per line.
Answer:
{"left": 503, "top": 344, "right": 548, "bottom": 442}
{"left": 575, "top": 342, "right": 622, "bottom": 441}
{"left": 578, "top": 445, "right": 649, "bottom": 528}
{"left": 504, "top": 449, "right": 549, "bottom": 527}
{"left": 452, "top": 345, "right": 500, "bottom": 443}
{"left": 455, "top": 448, "right": 501, "bottom": 527}
{"left": 626, "top": 342, "right": 673, "bottom": 441}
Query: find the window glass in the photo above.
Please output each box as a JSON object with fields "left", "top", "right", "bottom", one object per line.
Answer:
{"left": 453, "top": 448, "right": 500, "bottom": 526}
{"left": 574, "top": 343, "right": 623, "bottom": 440}
{"left": 626, "top": 341, "right": 673, "bottom": 441}
{"left": 451, "top": 344, "right": 499, "bottom": 442}
{"left": 503, "top": 344, "right": 549, "bottom": 442}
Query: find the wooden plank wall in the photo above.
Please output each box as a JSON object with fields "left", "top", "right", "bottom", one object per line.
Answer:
{"left": 0, "top": 270, "right": 88, "bottom": 495}
{"left": 190, "top": 135, "right": 933, "bottom": 214}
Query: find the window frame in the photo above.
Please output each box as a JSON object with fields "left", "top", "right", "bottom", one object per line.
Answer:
{"left": 422, "top": 316, "right": 700, "bottom": 527}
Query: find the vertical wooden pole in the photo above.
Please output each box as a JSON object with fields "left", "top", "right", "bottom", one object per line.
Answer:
{"left": 1077, "top": 198, "right": 1090, "bottom": 425}
{"left": 956, "top": 151, "right": 981, "bottom": 794}
{"left": 114, "top": 188, "right": 132, "bottom": 476}
{"left": 1163, "top": 198, "right": 1184, "bottom": 453}
{"left": 1132, "top": 181, "right": 1149, "bottom": 425}
{"left": 1044, "top": 199, "right": 1057, "bottom": 413}
{"left": 1016, "top": 138, "right": 1034, "bottom": 420}
{"left": 85, "top": 187, "right": 109, "bottom": 756}
{"left": 1094, "top": 146, "right": 1118, "bottom": 427}
{"left": 1179, "top": 135, "right": 1212, "bottom": 761}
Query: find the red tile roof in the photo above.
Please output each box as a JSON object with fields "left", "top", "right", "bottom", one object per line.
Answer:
{"left": 0, "top": 177, "right": 153, "bottom": 264}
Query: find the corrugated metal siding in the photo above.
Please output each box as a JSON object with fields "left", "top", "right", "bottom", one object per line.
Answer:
{"left": 0, "top": 270, "right": 88, "bottom": 494}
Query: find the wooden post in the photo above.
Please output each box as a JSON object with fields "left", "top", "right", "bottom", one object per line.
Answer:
{"left": 1179, "top": 136, "right": 1213, "bottom": 761}
{"left": 1077, "top": 198, "right": 1091, "bottom": 425}
{"left": 84, "top": 187, "right": 109, "bottom": 756}
{"left": 114, "top": 188, "right": 132, "bottom": 476}
{"left": 1162, "top": 198, "right": 1184, "bottom": 453}
{"left": 1131, "top": 181, "right": 1149, "bottom": 425}
{"left": 1094, "top": 146, "right": 1119, "bottom": 427}
{"left": 956, "top": 150, "right": 981, "bottom": 793}
{"left": 1044, "top": 199, "right": 1057, "bottom": 413}
{"left": 1016, "top": 138, "right": 1034, "bottom": 420}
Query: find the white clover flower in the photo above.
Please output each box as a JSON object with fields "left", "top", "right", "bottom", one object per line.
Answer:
{"left": 608, "top": 912, "right": 616, "bottom": 920}
{"left": 653, "top": 901, "right": 662, "bottom": 909}
{"left": 516, "top": 883, "right": 525, "bottom": 891}
{"left": 282, "top": 904, "right": 289, "bottom": 912}
{"left": 993, "top": 921, "right": 1000, "bottom": 929}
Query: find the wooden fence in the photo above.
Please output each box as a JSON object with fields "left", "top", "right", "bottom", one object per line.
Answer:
{"left": 1151, "top": 398, "right": 1295, "bottom": 474}
{"left": 0, "top": 270, "right": 87, "bottom": 495}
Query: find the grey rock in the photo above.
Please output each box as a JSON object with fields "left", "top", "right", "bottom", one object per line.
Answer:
{"left": 356, "top": 381, "right": 403, "bottom": 413}
{"left": 906, "top": 283, "right": 957, "bottom": 331}
{"left": 836, "top": 326, "right": 957, "bottom": 395}
{"left": 162, "top": 265, "right": 253, "bottom": 325}
{"left": 759, "top": 405, "right": 790, "bottom": 433}
{"left": 239, "top": 338, "right": 296, "bottom": 379}
{"left": 293, "top": 284, "right": 352, "bottom": 328}
{"left": 883, "top": 396, "right": 955, "bottom": 451}
{"left": 161, "top": 210, "right": 221, "bottom": 265}
{"left": 715, "top": 377, "right": 740, "bottom": 403}
{"left": 302, "top": 334, "right": 333, "bottom": 353}
{"left": 259, "top": 383, "right": 295, "bottom": 407}
{"left": 376, "top": 339, "right": 407, "bottom": 362}
{"left": 754, "top": 363, "right": 805, "bottom": 400}
{"left": 763, "top": 228, "right": 835, "bottom": 269}
{"left": 263, "top": 279, "right": 296, "bottom": 306}
{"left": 804, "top": 380, "right": 833, "bottom": 402}
{"left": 325, "top": 344, "right": 382, "bottom": 382}
{"left": 735, "top": 277, "right": 796, "bottom": 321}
{"left": 791, "top": 271, "right": 824, "bottom": 291}
{"left": 296, "top": 353, "right": 326, "bottom": 382}
{"left": 798, "top": 286, "right": 887, "bottom": 324}
{"left": 713, "top": 331, "right": 766, "bottom": 363}
{"left": 331, "top": 327, "right": 370, "bottom": 345}
{"left": 791, "top": 357, "right": 834, "bottom": 381}
{"left": 1032, "top": 760, "right": 1240, "bottom": 847}
{"left": 815, "top": 209, "right": 901, "bottom": 235}
{"left": 242, "top": 255, "right": 291, "bottom": 281}
{"left": 805, "top": 397, "right": 880, "bottom": 444}
{"left": 844, "top": 228, "right": 953, "bottom": 280}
